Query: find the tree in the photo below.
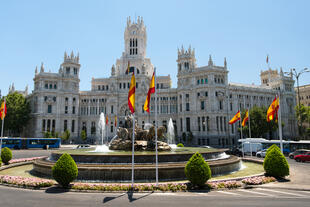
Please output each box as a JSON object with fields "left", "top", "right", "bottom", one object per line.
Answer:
{"left": 240, "top": 106, "right": 278, "bottom": 138}
{"left": 295, "top": 104, "right": 310, "bottom": 139}
{"left": 62, "top": 130, "right": 70, "bottom": 143}
{"left": 0, "top": 92, "right": 31, "bottom": 136}
{"left": 81, "top": 130, "right": 87, "bottom": 142}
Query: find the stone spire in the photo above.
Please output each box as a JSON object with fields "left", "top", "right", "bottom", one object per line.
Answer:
{"left": 40, "top": 62, "right": 44, "bottom": 73}
{"left": 224, "top": 57, "right": 227, "bottom": 69}
{"left": 208, "top": 55, "right": 213, "bottom": 66}
{"left": 35, "top": 66, "right": 38, "bottom": 74}
{"left": 111, "top": 64, "right": 115, "bottom": 76}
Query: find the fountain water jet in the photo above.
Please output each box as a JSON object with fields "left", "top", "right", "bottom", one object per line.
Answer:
{"left": 167, "top": 118, "right": 177, "bottom": 148}
{"left": 94, "top": 112, "right": 110, "bottom": 152}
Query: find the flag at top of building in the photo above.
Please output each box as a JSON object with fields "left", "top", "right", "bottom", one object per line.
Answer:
{"left": 0, "top": 99, "right": 7, "bottom": 120}
{"left": 267, "top": 96, "right": 279, "bottom": 122}
{"left": 144, "top": 72, "right": 155, "bottom": 113}
{"left": 128, "top": 67, "right": 136, "bottom": 114}
{"left": 106, "top": 115, "right": 109, "bottom": 125}
{"left": 242, "top": 110, "right": 249, "bottom": 127}
{"left": 229, "top": 110, "right": 240, "bottom": 124}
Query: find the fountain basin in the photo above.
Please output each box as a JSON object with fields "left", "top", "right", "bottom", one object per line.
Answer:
{"left": 33, "top": 148, "right": 241, "bottom": 182}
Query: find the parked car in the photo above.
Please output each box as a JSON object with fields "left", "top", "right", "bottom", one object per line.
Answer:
{"left": 294, "top": 152, "right": 310, "bottom": 162}
{"left": 289, "top": 149, "right": 310, "bottom": 159}
{"left": 256, "top": 149, "right": 268, "bottom": 158}
{"left": 76, "top": 144, "right": 91, "bottom": 149}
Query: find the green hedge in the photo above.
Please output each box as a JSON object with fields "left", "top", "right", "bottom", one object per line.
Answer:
{"left": 177, "top": 143, "right": 184, "bottom": 147}
{"left": 1, "top": 147, "right": 12, "bottom": 165}
{"left": 263, "top": 145, "right": 289, "bottom": 178}
{"left": 52, "top": 153, "right": 78, "bottom": 187}
{"left": 185, "top": 152, "right": 211, "bottom": 187}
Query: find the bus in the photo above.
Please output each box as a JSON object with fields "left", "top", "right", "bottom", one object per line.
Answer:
{"left": 0, "top": 138, "right": 61, "bottom": 149}
{"left": 238, "top": 138, "right": 310, "bottom": 155}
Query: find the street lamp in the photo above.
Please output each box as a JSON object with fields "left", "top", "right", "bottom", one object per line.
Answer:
{"left": 285, "top": 68, "right": 310, "bottom": 137}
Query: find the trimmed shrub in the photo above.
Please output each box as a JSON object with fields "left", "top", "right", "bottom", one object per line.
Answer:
{"left": 1, "top": 147, "right": 12, "bottom": 165}
{"left": 52, "top": 153, "right": 78, "bottom": 187}
{"left": 185, "top": 152, "right": 211, "bottom": 187}
{"left": 266, "top": 144, "right": 280, "bottom": 156}
{"left": 263, "top": 145, "right": 289, "bottom": 178}
{"left": 177, "top": 143, "right": 184, "bottom": 147}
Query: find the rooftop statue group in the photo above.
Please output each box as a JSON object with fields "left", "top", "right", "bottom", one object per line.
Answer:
{"left": 109, "top": 115, "right": 172, "bottom": 151}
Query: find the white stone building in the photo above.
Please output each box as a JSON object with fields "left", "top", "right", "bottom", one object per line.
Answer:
{"left": 26, "top": 17, "right": 297, "bottom": 147}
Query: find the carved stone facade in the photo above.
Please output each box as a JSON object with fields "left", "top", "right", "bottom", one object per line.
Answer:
{"left": 27, "top": 17, "right": 298, "bottom": 147}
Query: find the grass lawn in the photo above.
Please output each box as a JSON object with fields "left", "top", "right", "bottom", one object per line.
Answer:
{"left": 0, "top": 161, "right": 264, "bottom": 183}
{"left": 210, "top": 161, "right": 264, "bottom": 181}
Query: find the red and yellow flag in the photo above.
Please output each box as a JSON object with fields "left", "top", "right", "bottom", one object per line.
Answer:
{"left": 126, "top": 61, "right": 130, "bottom": 74}
{"left": 144, "top": 72, "right": 155, "bottom": 113}
{"left": 128, "top": 70, "right": 136, "bottom": 114}
{"left": 242, "top": 110, "right": 249, "bottom": 127}
{"left": 114, "top": 116, "right": 117, "bottom": 127}
{"left": 229, "top": 110, "right": 241, "bottom": 124}
{"left": 267, "top": 96, "right": 279, "bottom": 122}
{"left": 0, "top": 99, "right": 7, "bottom": 120}
{"left": 106, "top": 115, "right": 109, "bottom": 125}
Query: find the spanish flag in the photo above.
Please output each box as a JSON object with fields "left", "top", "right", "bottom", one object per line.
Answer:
{"left": 242, "top": 110, "right": 249, "bottom": 127}
{"left": 0, "top": 99, "right": 7, "bottom": 120}
{"left": 114, "top": 116, "right": 117, "bottom": 127}
{"left": 128, "top": 70, "right": 136, "bottom": 114}
{"left": 106, "top": 115, "right": 109, "bottom": 125}
{"left": 144, "top": 72, "right": 155, "bottom": 113}
{"left": 267, "top": 96, "right": 279, "bottom": 122}
{"left": 229, "top": 110, "right": 240, "bottom": 124}
{"left": 126, "top": 61, "right": 130, "bottom": 74}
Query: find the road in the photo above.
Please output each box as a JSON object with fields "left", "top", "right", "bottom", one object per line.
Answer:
{"left": 1, "top": 148, "right": 309, "bottom": 207}
{"left": 0, "top": 185, "right": 309, "bottom": 207}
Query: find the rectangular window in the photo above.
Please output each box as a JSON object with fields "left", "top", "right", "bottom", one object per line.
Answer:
{"left": 216, "top": 116, "right": 219, "bottom": 131}
{"left": 179, "top": 104, "right": 182, "bottom": 112}
{"left": 198, "top": 117, "right": 201, "bottom": 131}
{"left": 220, "top": 116, "right": 223, "bottom": 132}
{"left": 186, "top": 94, "right": 189, "bottom": 98}
{"left": 66, "top": 67, "right": 70, "bottom": 74}
{"left": 123, "top": 83, "right": 126, "bottom": 89}
{"left": 52, "top": 120, "right": 55, "bottom": 132}
{"left": 186, "top": 103, "right": 190, "bottom": 111}
{"left": 202, "top": 117, "right": 206, "bottom": 131}
{"left": 230, "top": 102, "right": 233, "bottom": 111}
{"left": 45, "top": 83, "right": 48, "bottom": 89}
{"left": 111, "top": 105, "right": 114, "bottom": 114}
{"left": 72, "top": 106, "right": 75, "bottom": 114}
{"left": 201, "top": 101, "right": 205, "bottom": 110}
{"left": 180, "top": 118, "right": 183, "bottom": 132}
{"left": 197, "top": 92, "right": 200, "bottom": 97}
{"left": 47, "top": 119, "right": 51, "bottom": 131}
{"left": 64, "top": 120, "right": 67, "bottom": 131}
{"left": 186, "top": 117, "right": 191, "bottom": 132}
{"left": 119, "top": 83, "right": 122, "bottom": 89}
{"left": 42, "top": 119, "right": 45, "bottom": 132}
{"left": 111, "top": 125, "right": 113, "bottom": 133}
{"left": 205, "top": 91, "right": 208, "bottom": 97}
{"left": 205, "top": 78, "right": 208, "bottom": 84}
{"left": 207, "top": 116, "right": 210, "bottom": 131}
{"left": 65, "top": 106, "right": 68, "bottom": 114}
{"left": 219, "top": 100, "right": 223, "bottom": 110}
{"left": 71, "top": 120, "right": 75, "bottom": 133}
{"left": 47, "top": 105, "right": 52, "bottom": 113}
{"left": 74, "top": 68, "right": 77, "bottom": 75}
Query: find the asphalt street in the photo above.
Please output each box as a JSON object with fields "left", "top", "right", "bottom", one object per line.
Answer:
{"left": 1, "top": 147, "right": 309, "bottom": 207}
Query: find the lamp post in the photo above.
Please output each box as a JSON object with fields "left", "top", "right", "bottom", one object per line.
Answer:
{"left": 285, "top": 68, "right": 310, "bottom": 137}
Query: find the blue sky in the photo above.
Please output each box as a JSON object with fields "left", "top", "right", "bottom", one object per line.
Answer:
{"left": 0, "top": 0, "right": 309, "bottom": 95}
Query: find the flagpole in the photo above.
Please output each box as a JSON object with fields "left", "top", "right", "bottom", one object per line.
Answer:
{"left": 0, "top": 98, "right": 6, "bottom": 154}
{"left": 240, "top": 116, "right": 244, "bottom": 157}
{"left": 248, "top": 108, "right": 252, "bottom": 157}
{"left": 278, "top": 93, "right": 283, "bottom": 153}
{"left": 131, "top": 112, "right": 135, "bottom": 188}
{"left": 154, "top": 67, "right": 158, "bottom": 186}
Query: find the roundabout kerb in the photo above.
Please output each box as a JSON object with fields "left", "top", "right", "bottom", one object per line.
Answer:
{"left": 33, "top": 147, "right": 241, "bottom": 182}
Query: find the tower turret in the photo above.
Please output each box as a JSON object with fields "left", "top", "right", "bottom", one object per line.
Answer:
{"left": 124, "top": 16, "right": 147, "bottom": 58}
{"left": 177, "top": 45, "right": 196, "bottom": 73}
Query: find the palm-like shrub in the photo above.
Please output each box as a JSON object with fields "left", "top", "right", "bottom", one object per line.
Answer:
{"left": 263, "top": 145, "right": 289, "bottom": 178}
{"left": 1, "top": 147, "right": 12, "bottom": 165}
{"left": 52, "top": 153, "right": 78, "bottom": 187}
{"left": 185, "top": 152, "right": 211, "bottom": 187}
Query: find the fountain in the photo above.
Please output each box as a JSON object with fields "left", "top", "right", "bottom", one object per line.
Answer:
{"left": 93, "top": 112, "right": 111, "bottom": 152}
{"left": 167, "top": 118, "right": 177, "bottom": 149}
{"left": 33, "top": 115, "right": 241, "bottom": 182}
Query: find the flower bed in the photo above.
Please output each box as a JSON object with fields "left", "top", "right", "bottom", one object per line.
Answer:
{"left": 241, "top": 176, "right": 276, "bottom": 185}
{"left": 0, "top": 175, "right": 55, "bottom": 188}
{"left": 8, "top": 156, "right": 47, "bottom": 164}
